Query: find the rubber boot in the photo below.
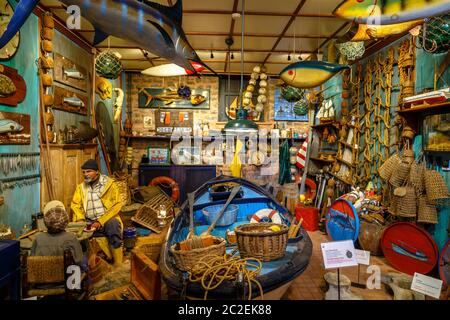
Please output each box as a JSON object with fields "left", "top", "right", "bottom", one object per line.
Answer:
{"left": 95, "top": 237, "right": 112, "bottom": 260}
{"left": 111, "top": 246, "right": 123, "bottom": 269}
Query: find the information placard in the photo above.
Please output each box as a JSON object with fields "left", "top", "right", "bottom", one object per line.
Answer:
{"left": 411, "top": 273, "right": 443, "bottom": 299}
{"left": 355, "top": 249, "right": 370, "bottom": 266}
{"left": 321, "top": 240, "right": 358, "bottom": 269}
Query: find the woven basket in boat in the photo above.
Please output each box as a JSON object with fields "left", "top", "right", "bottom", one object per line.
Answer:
{"left": 133, "top": 243, "right": 161, "bottom": 262}
{"left": 112, "top": 172, "right": 131, "bottom": 206}
{"left": 424, "top": 169, "right": 450, "bottom": 202}
{"left": 409, "top": 161, "right": 425, "bottom": 194}
{"left": 389, "top": 161, "right": 410, "bottom": 188}
{"left": 170, "top": 237, "right": 226, "bottom": 271}
{"left": 417, "top": 196, "right": 438, "bottom": 224}
{"left": 235, "top": 223, "right": 288, "bottom": 262}
{"left": 396, "top": 186, "right": 417, "bottom": 218}
{"left": 378, "top": 154, "right": 401, "bottom": 181}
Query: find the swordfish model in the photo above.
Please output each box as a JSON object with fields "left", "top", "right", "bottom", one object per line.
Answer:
{"left": 0, "top": 0, "right": 206, "bottom": 74}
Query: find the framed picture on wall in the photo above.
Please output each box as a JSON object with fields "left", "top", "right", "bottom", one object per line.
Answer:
{"left": 273, "top": 87, "right": 309, "bottom": 121}
{"left": 147, "top": 147, "right": 170, "bottom": 165}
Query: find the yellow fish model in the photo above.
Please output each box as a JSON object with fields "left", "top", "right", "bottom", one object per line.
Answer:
{"left": 279, "top": 61, "right": 349, "bottom": 89}
{"left": 338, "top": 19, "right": 423, "bottom": 42}
{"left": 333, "top": 0, "right": 450, "bottom": 25}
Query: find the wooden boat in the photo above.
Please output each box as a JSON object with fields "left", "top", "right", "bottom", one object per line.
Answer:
{"left": 159, "top": 175, "right": 313, "bottom": 300}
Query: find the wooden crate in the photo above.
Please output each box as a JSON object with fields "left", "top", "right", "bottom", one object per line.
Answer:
{"left": 94, "top": 252, "right": 161, "bottom": 300}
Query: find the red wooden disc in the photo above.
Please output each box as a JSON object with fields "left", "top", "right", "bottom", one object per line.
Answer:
{"left": 381, "top": 222, "right": 438, "bottom": 275}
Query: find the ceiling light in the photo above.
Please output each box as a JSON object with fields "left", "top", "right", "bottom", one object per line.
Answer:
{"left": 287, "top": 53, "right": 291, "bottom": 61}
{"left": 210, "top": 50, "right": 214, "bottom": 59}
{"left": 231, "top": 52, "right": 234, "bottom": 60}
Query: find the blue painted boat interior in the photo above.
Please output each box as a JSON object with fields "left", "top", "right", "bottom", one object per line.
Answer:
{"left": 195, "top": 186, "right": 266, "bottom": 205}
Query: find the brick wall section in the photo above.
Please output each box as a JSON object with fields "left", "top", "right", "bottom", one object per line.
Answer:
{"left": 127, "top": 73, "right": 310, "bottom": 182}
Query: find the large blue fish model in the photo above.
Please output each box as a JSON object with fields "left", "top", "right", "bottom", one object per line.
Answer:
{"left": 279, "top": 61, "right": 349, "bottom": 89}
{"left": 0, "top": 0, "right": 205, "bottom": 73}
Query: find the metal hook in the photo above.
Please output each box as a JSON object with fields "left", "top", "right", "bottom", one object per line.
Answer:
{"left": 413, "top": 19, "right": 438, "bottom": 53}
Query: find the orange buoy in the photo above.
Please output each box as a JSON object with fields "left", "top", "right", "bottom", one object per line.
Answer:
{"left": 149, "top": 176, "right": 179, "bottom": 202}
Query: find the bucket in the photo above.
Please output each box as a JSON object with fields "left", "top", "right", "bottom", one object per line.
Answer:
{"left": 202, "top": 204, "right": 238, "bottom": 227}
{"left": 123, "top": 227, "right": 137, "bottom": 249}
{"left": 295, "top": 205, "right": 319, "bottom": 231}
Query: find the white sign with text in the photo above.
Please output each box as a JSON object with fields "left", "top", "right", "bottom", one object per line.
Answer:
{"left": 321, "top": 240, "right": 358, "bottom": 269}
{"left": 411, "top": 272, "right": 443, "bottom": 299}
{"left": 355, "top": 249, "right": 370, "bottom": 266}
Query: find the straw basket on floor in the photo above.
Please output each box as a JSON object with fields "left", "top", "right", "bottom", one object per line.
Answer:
{"left": 235, "top": 223, "right": 288, "bottom": 262}
{"left": 424, "top": 169, "right": 450, "bottom": 202}
{"left": 396, "top": 186, "right": 417, "bottom": 218}
{"left": 378, "top": 154, "right": 401, "bottom": 181}
{"left": 417, "top": 196, "right": 438, "bottom": 224}
{"left": 170, "top": 237, "right": 226, "bottom": 271}
{"left": 389, "top": 161, "right": 410, "bottom": 188}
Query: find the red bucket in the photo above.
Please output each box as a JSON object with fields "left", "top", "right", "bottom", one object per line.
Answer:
{"left": 295, "top": 205, "right": 319, "bottom": 231}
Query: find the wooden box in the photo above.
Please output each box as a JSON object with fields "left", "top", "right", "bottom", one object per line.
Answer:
{"left": 94, "top": 252, "right": 161, "bottom": 300}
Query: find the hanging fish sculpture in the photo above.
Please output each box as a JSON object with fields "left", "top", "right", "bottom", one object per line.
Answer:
{"left": 280, "top": 61, "right": 349, "bottom": 89}
{"left": 0, "top": 0, "right": 212, "bottom": 75}
{"left": 70, "top": 121, "right": 99, "bottom": 142}
{"left": 0, "top": 119, "right": 24, "bottom": 133}
{"left": 63, "top": 96, "right": 85, "bottom": 107}
{"left": 141, "top": 61, "right": 205, "bottom": 76}
{"left": 338, "top": 20, "right": 424, "bottom": 42}
{"left": 190, "top": 94, "right": 206, "bottom": 106}
{"left": 113, "top": 88, "right": 124, "bottom": 123}
{"left": 0, "top": 74, "right": 16, "bottom": 97}
{"left": 333, "top": 0, "right": 450, "bottom": 25}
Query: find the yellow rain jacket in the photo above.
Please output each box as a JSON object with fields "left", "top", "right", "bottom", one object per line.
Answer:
{"left": 70, "top": 176, "right": 122, "bottom": 227}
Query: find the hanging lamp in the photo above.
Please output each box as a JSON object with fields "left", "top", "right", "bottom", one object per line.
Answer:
{"left": 224, "top": 0, "right": 258, "bottom": 133}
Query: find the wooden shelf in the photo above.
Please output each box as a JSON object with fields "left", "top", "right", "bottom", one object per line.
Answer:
{"left": 398, "top": 101, "right": 450, "bottom": 114}
{"left": 311, "top": 121, "right": 340, "bottom": 129}
{"left": 127, "top": 135, "right": 305, "bottom": 142}
{"left": 339, "top": 140, "right": 358, "bottom": 149}
{"left": 46, "top": 143, "right": 97, "bottom": 149}
{"left": 329, "top": 172, "right": 352, "bottom": 185}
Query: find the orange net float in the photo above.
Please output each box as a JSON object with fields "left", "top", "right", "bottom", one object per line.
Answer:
{"left": 148, "top": 176, "right": 180, "bottom": 202}
{"left": 294, "top": 176, "right": 317, "bottom": 201}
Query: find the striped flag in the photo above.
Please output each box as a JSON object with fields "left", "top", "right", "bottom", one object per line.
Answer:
{"left": 295, "top": 140, "right": 308, "bottom": 169}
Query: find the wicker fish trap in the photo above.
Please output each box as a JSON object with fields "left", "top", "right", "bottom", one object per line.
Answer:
{"left": 389, "top": 194, "right": 398, "bottom": 216}
{"left": 424, "top": 169, "right": 450, "bottom": 202}
{"left": 131, "top": 189, "right": 174, "bottom": 233}
{"left": 409, "top": 161, "right": 425, "bottom": 194}
{"left": 378, "top": 154, "right": 401, "bottom": 181}
{"left": 170, "top": 237, "right": 226, "bottom": 271}
{"left": 389, "top": 161, "right": 410, "bottom": 188}
{"left": 113, "top": 172, "right": 131, "bottom": 206}
{"left": 417, "top": 196, "right": 438, "bottom": 224}
{"left": 396, "top": 186, "right": 417, "bottom": 218}
{"left": 235, "top": 223, "right": 288, "bottom": 262}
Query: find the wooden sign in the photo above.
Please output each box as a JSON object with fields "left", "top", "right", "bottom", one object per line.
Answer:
{"left": 53, "top": 52, "right": 88, "bottom": 92}
{"left": 154, "top": 109, "right": 193, "bottom": 135}
{"left": 0, "top": 110, "right": 30, "bottom": 144}
{"left": 54, "top": 85, "right": 88, "bottom": 115}
{"left": 0, "top": 64, "right": 27, "bottom": 106}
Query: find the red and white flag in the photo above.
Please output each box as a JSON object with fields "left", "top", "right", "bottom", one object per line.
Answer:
{"left": 295, "top": 140, "right": 308, "bottom": 169}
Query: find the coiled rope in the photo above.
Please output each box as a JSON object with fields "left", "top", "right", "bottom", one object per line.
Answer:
{"left": 188, "top": 254, "right": 264, "bottom": 300}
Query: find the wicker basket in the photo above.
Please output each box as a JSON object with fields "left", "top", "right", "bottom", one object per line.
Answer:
{"left": 170, "top": 237, "right": 226, "bottom": 271}
{"left": 409, "top": 161, "right": 425, "bottom": 194}
{"left": 235, "top": 223, "right": 288, "bottom": 262}
{"left": 134, "top": 243, "right": 161, "bottom": 262}
{"left": 396, "top": 186, "right": 417, "bottom": 218}
{"left": 113, "top": 172, "right": 131, "bottom": 206}
{"left": 424, "top": 169, "right": 450, "bottom": 202}
{"left": 378, "top": 154, "right": 401, "bottom": 181}
{"left": 389, "top": 161, "right": 410, "bottom": 187}
{"left": 402, "top": 149, "right": 415, "bottom": 165}
{"left": 389, "top": 194, "right": 398, "bottom": 215}
{"left": 417, "top": 196, "right": 438, "bottom": 224}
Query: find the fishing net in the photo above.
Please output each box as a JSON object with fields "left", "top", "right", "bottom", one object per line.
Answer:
{"left": 95, "top": 51, "right": 123, "bottom": 79}
{"left": 418, "top": 14, "right": 450, "bottom": 54}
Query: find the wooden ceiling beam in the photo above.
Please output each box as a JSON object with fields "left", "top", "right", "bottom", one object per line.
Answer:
{"left": 224, "top": 0, "right": 240, "bottom": 73}
{"left": 306, "top": 21, "right": 350, "bottom": 60}
{"left": 262, "top": 0, "right": 307, "bottom": 64}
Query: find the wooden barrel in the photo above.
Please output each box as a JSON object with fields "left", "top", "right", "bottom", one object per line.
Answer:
{"left": 358, "top": 220, "right": 386, "bottom": 256}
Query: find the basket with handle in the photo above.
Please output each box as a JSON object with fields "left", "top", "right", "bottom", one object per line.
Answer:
{"left": 409, "top": 157, "right": 425, "bottom": 195}
{"left": 396, "top": 183, "right": 417, "bottom": 218}
{"left": 424, "top": 169, "right": 450, "bottom": 203}
{"left": 389, "top": 160, "right": 410, "bottom": 188}
{"left": 417, "top": 196, "right": 438, "bottom": 224}
{"left": 235, "top": 223, "right": 289, "bottom": 262}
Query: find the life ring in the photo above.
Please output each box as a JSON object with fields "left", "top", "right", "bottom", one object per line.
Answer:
{"left": 149, "top": 176, "right": 179, "bottom": 202}
{"left": 294, "top": 176, "right": 317, "bottom": 201}
{"left": 250, "top": 209, "right": 282, "bottom": 224}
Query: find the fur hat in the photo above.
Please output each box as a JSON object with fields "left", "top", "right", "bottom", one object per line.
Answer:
{"left": 44, "top": 207, "right": 69, "bottom": 234}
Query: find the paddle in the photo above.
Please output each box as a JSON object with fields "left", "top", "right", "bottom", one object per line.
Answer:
{"left": 201, "top": 185, "right": 241, "bottom": 236}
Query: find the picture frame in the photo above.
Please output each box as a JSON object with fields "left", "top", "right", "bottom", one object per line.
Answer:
{"left": 147, "top": 147, "right": 171, "bottom": 165}
{"left": 273, "top": 88, "right": 309, "bottom": 121}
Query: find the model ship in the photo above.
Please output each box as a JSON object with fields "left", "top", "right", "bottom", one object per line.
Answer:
{"left": 316, "top": 99, "right": 335, "bottom": 123}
